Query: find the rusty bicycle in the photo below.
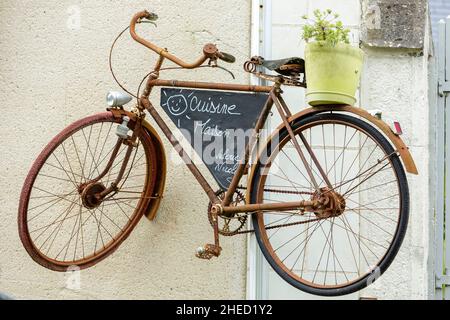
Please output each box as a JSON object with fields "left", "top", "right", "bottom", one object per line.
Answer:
{"left": 18, "top": 10, "right": 418, "bottom": 296}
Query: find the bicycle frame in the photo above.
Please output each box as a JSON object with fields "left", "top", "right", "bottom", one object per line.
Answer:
{"left": 111, "top": 10, "right": 418, "bottom": 220}
{"left": 134, "top": 55, "right": 330, "bottom": 216}
{"left": 17, "top": 9, "right": 422, "bottom": 272}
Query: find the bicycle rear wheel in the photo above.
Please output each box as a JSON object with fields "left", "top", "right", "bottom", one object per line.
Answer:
{"left": 18, "top": 112, "right": 157, "bottom": 271}
{"left": 251, "top": 113, "right": 409, "bottom": 296}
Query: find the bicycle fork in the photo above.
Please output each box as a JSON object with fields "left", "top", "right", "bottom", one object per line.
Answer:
{"left": 271, "top": 87, "right": 333, "bottom": 191}
{"left": 78, "top": 116, "right": 142, "bottom": 208}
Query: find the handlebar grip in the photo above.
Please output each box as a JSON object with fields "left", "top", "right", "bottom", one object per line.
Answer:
{"left": 218, "top": 52, "right": 236, "bottom": 64}
{"left": 143, "top": 11, "right": 159, "bottom": 21}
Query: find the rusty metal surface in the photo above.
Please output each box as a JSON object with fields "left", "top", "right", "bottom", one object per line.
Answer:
{"left": 140, "top": 98, "right": 220, "bottom": 204}
{"left": 285, "top": 105, "right": 418, "bottom": 175}
{"left": 221, "top": 199, "right": 322, "bottom": 215}
{"left": 222, "top": 187, "right": 343, "bottom": 217}
{"left": 109, "top": 108, "right": 167, "bottom": 221}
{"left": 221, "top": 89, "right": 275, "bottom": 206}
{"left": 18, "top": 112, "right": 158, "bottom": 271}
{"left": 130, "top": 11, "right": 208, "bottom": 69}
{"left": 245, "top": 104, "right": 418, "bottom": 206}
{"left": 130, "top": 11, "right": 238, "bottom": 70}
{"left": 271, "top": 90, "right": 323, "bottom": 191}
{"left": 18, "top": 8, "right": 417, "bottom": 277}
{"left": 244, "top": 56, "right": 307, "bottom": 88}
{"left": 128, "top": 9, "right": 417, "bottom": 260}
{"left": 147, "top": 79, "right": 272, "bottom": 93}
{"left": 207, "top": 190, "right": 247, "bottom": 236}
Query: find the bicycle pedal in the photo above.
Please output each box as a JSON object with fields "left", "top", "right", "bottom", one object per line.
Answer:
{"left": 195, "top": 244, "right": 222, "bottom": 260}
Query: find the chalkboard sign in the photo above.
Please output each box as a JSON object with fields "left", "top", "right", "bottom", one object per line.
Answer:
{"left": 160, "top": 88, "right": 268, "bottom": 190}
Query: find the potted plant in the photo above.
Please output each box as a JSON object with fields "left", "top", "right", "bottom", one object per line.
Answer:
{"left": 302, "top": 9, "right": 364, "bottom": 106}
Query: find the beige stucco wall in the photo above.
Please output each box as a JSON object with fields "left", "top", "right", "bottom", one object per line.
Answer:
{"left": 0, "top": 0, "right": 251, "bottom": 299}
{"left": 358, "top": 15, "right": 434, "bottom": 299}
{"left": 358, "top": 49, "right": 433, "bottom": 299}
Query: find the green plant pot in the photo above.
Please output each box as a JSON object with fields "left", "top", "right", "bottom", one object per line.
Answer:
{"left": 305, "top": 41, "right": 364, "bottom": 106}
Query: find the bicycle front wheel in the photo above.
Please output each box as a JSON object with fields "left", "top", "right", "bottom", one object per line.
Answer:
{"left": 251, "top": 113, "right": 409, "bottom": 296}
{"left": 18, "top": 112, "right": 158, "bottom": 271}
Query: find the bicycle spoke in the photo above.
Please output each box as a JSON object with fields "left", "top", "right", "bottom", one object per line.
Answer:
{"left": 281, "top": 219, "right": 325, "bottom": 264}
{"left": 94, "top": 203, "right": 107, "bottom": 254}
{"left": 254, "top": 115, "right": 404, "bottom": 290}
{"left": 34, "top": 195, "right": 78, "bottom": 244}
{"left": 312, "top": 219, "right": 335, "bottom": 282}
{"left": 29, "top": 188, "right": 78, "bottom": 222}
{"left": 272, "top": 220, "right": 319, "bottom": 253}
{"left": 23, "top": 115, "right": 153, "bottom": 268}
{"left": 51, "top": 153, "right": 79, "bottom": 189}
{"left": 71, "top": 134, "right": 86, "bottom": 183}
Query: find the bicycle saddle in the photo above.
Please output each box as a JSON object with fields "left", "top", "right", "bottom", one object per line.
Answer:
{"left": 260, "top": 57, "right": 305, "bottom": 77}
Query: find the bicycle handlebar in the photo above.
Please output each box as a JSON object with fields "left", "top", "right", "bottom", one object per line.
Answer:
{"left": 130, "top": 10, "right": 235, "bottom": 69}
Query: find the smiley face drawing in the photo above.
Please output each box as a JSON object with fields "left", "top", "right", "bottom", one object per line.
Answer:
{"left": 164, "top": 94, "right": 188, "bottom": 116}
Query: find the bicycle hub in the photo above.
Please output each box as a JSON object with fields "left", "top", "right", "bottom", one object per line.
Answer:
{"left": 312, "top": 188, "right": 346, "bottom": 219}
{"left": 80, "top": 182, "right": 107, "bottom": 209}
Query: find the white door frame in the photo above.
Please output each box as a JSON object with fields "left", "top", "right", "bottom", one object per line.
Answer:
{"left": 246, "top": 0, "right": 272, "bottom": 300}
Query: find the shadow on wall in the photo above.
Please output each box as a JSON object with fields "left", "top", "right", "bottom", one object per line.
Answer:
{"left": 0, "top": 292, "right": 13, "bottom": 300}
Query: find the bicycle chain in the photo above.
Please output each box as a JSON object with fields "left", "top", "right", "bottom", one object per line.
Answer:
{"left": 236, "top": 186, "right": 313, "bottom": 196}
{"left": 208, "top": 190, "right": 247, "bottom": 236}
{"left": 234, "top": 216, "right": 323, "bottom": 235}
{"left": 229, "top": 150, "right": 401, "bottom": 235}
{"left": 232, "top": 186, "right": 317, "bottom": 235}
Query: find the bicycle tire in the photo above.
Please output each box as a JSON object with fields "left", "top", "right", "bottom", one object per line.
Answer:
{"left": 251, "top": 113, "right": 409, "bottom": 296}
{"left": 18, "top": 112, "right": 158, "bottom": 271}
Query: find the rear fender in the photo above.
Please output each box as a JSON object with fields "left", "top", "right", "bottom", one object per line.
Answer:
{"left": 246, "top": 105, "right": 418, "bottom": 203}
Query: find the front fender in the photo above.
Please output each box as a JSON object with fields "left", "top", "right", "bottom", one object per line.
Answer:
{"left": 246, "top": 105, "right": 418, "bottom": 202}
{"left": 109, "top": 108, "right": 166, "bottom": 221}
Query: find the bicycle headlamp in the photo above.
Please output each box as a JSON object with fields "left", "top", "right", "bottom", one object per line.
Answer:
{"left": 106, "top": 91, "right": 132, "bottom": 107}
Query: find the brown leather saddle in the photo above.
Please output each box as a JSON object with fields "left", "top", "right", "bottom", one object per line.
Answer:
{"left": 256, "top": 56, "right": 305, "bottom": 77}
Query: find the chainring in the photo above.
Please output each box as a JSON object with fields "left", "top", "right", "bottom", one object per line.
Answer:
{"left": 208, "top": 190, "right": 247, "bottom": 236}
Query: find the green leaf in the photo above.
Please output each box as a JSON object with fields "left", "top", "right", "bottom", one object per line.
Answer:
{"left": 300, "top": 9, "right": 353, "bottom": 46}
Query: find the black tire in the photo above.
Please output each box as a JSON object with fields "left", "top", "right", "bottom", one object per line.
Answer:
{"left": 251, "top": 113, "right": 409, "bottom": 296}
